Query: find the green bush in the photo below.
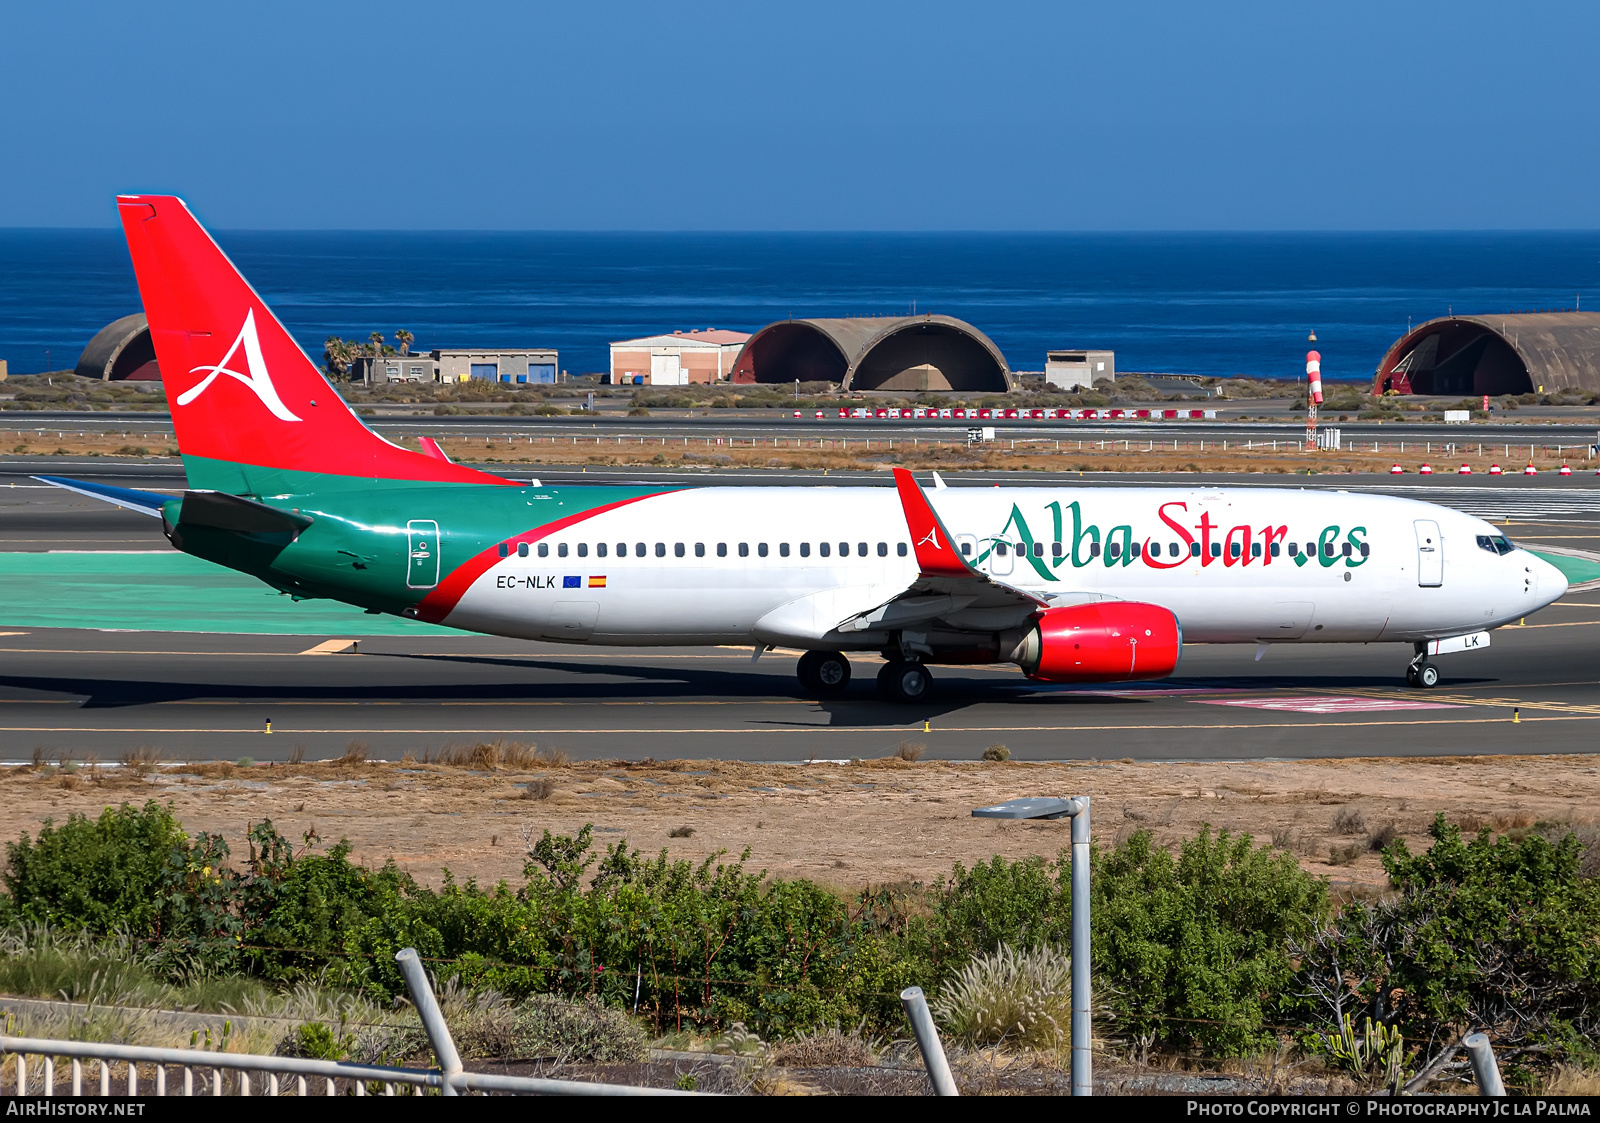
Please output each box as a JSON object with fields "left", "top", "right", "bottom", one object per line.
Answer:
{"left": 1295, "top": 816, "right": 1600, "bottom": 1068}
{"left": 4, "top": 802, "right": 190, "bottom": 934}
{"left": 1093, "top": 828, "right": 1327, "bottom": 1056}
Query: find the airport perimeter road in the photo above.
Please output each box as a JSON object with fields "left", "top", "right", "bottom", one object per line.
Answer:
{"left": 1, "top": 613, "right": 1598, "bottom": 763}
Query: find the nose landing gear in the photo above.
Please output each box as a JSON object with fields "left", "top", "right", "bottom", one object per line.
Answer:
{"left": 1406, "top": 644, "right": 1439, "bottom": 688}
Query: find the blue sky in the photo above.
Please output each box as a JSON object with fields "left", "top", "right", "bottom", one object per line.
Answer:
{"left": 3, "top": 1, "right": 1597, "bottom": 230}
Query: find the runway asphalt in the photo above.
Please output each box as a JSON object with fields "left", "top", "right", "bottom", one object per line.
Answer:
{"left": 4, "top": 458, "right": 1600, "bottom": 763}
{"left": 9, "top": 408, "right": 1600, "bottom": 446}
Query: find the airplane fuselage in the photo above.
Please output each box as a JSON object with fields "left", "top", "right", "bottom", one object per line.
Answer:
{"left": 203, "top": 481, "right": 1562, "bottom": 657}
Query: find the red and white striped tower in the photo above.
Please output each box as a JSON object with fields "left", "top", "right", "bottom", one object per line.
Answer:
{"left": 1305, "top": 337, "right": 1323, "bottom": 451}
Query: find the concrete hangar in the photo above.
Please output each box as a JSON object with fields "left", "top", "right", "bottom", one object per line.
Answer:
{"left": 731, "top": 314, "right": 1012, "bottom": 392}
{"left": 1374, "top": 311, "right": 1600, "bottom": 396}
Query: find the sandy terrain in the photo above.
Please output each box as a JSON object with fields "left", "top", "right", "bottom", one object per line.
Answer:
{"left": 10, "top": 749, "right": 1597, "bottom": 892}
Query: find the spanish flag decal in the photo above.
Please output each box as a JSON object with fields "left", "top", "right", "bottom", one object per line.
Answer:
{"left": 588, "top": 575, "right": 607, "bottom": 588}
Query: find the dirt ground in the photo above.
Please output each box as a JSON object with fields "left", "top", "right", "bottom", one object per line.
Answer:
{"left": 10, "top": 749, "right": 1597, "bottom": 892}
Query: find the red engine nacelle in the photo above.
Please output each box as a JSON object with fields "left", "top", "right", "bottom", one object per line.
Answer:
{"left": 1013, "top": 602, "right": 1182, "bottom": 683}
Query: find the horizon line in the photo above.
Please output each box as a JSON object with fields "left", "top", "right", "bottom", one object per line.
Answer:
{"left": 4, "top": 226, "right": 1600, "bottom": 236}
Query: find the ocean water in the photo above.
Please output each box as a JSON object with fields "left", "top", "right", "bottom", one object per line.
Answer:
{"left": 1, "top": 230, "right": 1596, "bottom": 381}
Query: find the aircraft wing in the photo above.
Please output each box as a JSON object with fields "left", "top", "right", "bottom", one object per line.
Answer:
{"left": 832, "top": 469, "right": 1079, "bottom": 635}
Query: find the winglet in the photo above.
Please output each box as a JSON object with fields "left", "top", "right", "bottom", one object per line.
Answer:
{"left": 417, "top": 437, "right": 452, "bottom": 463}
{"left": 892, "top": 468, "right": 971, "bottom": 578}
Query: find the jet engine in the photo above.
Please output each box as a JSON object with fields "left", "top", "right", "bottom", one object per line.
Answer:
{"left": 1010, "top": 602, "right": 1182, "bottom": 683}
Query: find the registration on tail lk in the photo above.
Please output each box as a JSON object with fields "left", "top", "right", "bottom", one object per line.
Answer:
{"left": 39, "top": 195, "right": 1566, "bottom": 700}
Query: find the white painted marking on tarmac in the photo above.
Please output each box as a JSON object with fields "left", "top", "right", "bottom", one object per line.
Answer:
{"left": 1196, "top": 695, "right": 1467, "bottom": 714}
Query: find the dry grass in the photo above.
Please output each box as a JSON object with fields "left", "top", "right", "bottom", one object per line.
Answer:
{"left": 117, "top": 747, "right": 163, "bottom": 773}
{"left": 1367, "top": 822, "right": 1401, "bottom": 851}
{"left": 425, "top": 740, "right": 564, "bottom": 769}
{"left": 1328, "top": 843, "right": 1362, "bottom": 866}
{"left": 981, "top": 745, "right": 1011, "bottom": 762}
{"left": 335, "top": 741, "right": 370, "bottom": 766}
{"left": 1544, "top": 1066, "right": 1600, "bottom": 1095}
{"left": 667, "top": 825, "right": 696, "bottom": 838}
{"left": 1332, "top": 807, "right": 1367, "bottom": 835}
{"left": 520, "top": 778, "right": 558, "bottom": 801}
{"left": 892, "top": 742, "right": 926, "bottom": 763}
{"left": 772, "top": 1024, "right": 879, "bottom": 1068}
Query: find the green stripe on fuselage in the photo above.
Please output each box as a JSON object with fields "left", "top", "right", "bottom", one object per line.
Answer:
{"left": 174, "top": 456, "right": 672, "bottom": 616}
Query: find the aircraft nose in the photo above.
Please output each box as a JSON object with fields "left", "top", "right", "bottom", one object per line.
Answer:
{"left": 1532, "top": 553, "right": 1568, "bottom": 606}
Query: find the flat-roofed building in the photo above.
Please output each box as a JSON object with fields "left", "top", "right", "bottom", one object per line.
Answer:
{"left": 355, "top": 354, "right": 439, "bottom": 384}
{"left": 609, "top": 329, "right": 750, "bottom": 386}
{"left": 1045, "top": 349, "right": 1115, "bottom": 391}
{"left": 434, "top": 348, "right": 560, "bottom": 387}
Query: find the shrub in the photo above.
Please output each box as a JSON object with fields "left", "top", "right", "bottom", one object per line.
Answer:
{"left": 981, "top": 745, "right": 1011, "bottom": 762}
{"left": 1093, "top": 828, "right": 1327, "bottom": 1056}
{"left": 932, "top": 942, "right": 1072, "bottom": 1047}
{"left": 1295, "top": 816, "right": 1600, "bottom": 1077}
{"left": 4, "top": 802, "right": 190, "bottom": 934}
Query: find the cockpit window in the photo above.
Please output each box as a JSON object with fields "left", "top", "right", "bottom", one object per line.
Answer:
{"left": 1476, "top": 534, "right": 1515, "bottom": 556}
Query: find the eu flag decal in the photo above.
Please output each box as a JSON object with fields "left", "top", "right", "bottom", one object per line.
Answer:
{"left": 563, "top": 575, "right": 581, "bottom": 588}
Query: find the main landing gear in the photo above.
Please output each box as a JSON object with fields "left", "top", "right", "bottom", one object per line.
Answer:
{"left": 1406, "top": 644, "right": 1440, "bottom": 689}
{"left": 795, "top": 651, "right": 936, "bottom": 703}
{"left": 877, "top": 659, "right": 934, "bottom": 703}
{"left": 797, "top": 650, "right": 852, "bottom": 698}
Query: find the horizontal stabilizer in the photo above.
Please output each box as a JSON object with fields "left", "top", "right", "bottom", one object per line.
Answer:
{"left": 33, "top": 475, "right": 171, "bottom": 518}
{"left": 177, "top": 490, "right": 314, "bottom": 535}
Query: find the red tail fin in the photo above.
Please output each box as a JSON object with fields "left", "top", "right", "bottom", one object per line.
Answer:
{"left": 892, "top": 468, "right": 972, "bottom": 578}
{"left": 117, "top": 195, "right": 505, "bottom": 488}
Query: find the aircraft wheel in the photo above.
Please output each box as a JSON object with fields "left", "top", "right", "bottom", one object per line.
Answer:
{"left": 798, "top": 650, "right": 851, "bottom": 697}
{"left": 1405, "top": 664, "right": 1421, "bottom": 688}
{"left": 878, "top": 659, "right": 934, "bottom": 703}
{"left": 1416, "top": 662, "right": 1440, "bottom": 688}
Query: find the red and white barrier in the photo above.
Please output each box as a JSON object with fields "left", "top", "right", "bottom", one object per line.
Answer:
{"left": 1390, "top": 464, "right": 1404, "bottom": 474}
{"left": 1419, "top": 463, "right": 1433, "bottom": 475}
{"left": 1489, "top": 464, "right": 1503, "bottom": 475}
{"left": 1560, "top": 464, "right": 1573, "bottom": 476}
{"left": 1524, "top": 464, "right": 1539, "bottom": 475}
{"left": 1458, "top": 464, "right": 1472, "bottom": 475}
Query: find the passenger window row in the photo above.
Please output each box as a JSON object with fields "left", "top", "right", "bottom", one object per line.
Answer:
{"left": 496, "top": 540, "right": 911, "bottom": 560}
{"left": 972, "top": 539, "right": 1370, "bottom": 561}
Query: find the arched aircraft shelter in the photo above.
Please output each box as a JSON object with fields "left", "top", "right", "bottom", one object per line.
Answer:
{"left": 1374, "top": 312, "right": 1600, "bottom": 396}
{"left": 732, "top": 314, "right": 1011, "bottom": 393}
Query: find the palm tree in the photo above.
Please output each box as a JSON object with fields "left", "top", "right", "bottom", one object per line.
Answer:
{"left": 323, "top": 337, "right": 355, "bottom": 380}
{"left": 368, "top": 331, "right": 385, "bottom": 357}
{"left": 395, "top": 329, "right": 414, "bottom": 356}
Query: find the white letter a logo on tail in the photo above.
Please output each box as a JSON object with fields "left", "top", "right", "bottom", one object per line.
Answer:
{"left": 179, "top": 309, "right": 302, "bottom": 422}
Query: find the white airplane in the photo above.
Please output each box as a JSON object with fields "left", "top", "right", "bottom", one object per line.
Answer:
{"left": 41, "top": 195, "right": 1568, "bottom": 701}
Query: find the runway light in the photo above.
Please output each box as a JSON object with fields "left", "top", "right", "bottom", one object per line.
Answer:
{"left": 264, "top": 718, "right": 272, "bottom": 735}
{"left": 1513, "top": 707, "right": 1520, "bottom": 723}
{"left": 923, "top": 719, "right": 930, "bottom": 732}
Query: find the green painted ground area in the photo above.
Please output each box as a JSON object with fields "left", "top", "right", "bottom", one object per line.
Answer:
{"left": 0, "top": 552, "right": 456, "bottom": 635}
{"left": 1529, "top": 550, "right": 1600, "bottom": 588}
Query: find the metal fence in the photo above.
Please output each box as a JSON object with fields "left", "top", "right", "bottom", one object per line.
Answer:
{"left": 0, "top": 949, "right": 696, "bottom": 1097}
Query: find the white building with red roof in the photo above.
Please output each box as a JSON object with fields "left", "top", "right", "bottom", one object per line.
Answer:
{"left": 608, "top": 328, "right": 751, "bottom": 385}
